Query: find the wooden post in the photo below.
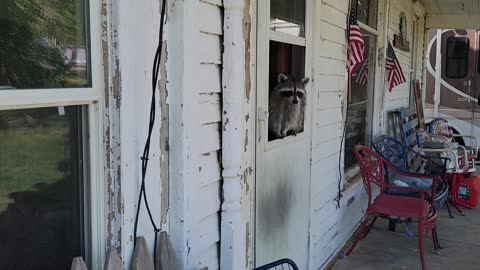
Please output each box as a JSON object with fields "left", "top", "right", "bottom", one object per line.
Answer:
{"left": 221, "top": 0, "right": 247, "bottom": 269}
{"left": 434, "top": 29, "right": 442, "bottom": 117}
{"left": 413, "top": 80, "right": 426, "bottom": 130}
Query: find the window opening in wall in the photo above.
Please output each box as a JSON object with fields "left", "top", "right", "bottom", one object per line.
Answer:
{"left": 268, "top": 0, "right": 309, "bottom": 142}
{"left": 0, "top": 0, "right": 91, "bottom": 89}
{"left": 0, "top": 106, "right": 87, "bottom": 269}
{"left": 0, "top": 0, "right": 98, "bottom": 268}
{"left": 446, "top": 36, "right": 469, "bottom": 78}
{"left": 270, "top": 0, "right": 305, "bottom": 37}
{"left": 345, "top": 31, "right": 377, "bottom": 170}
{"left": 356, "top": 0, "right": 378, "bottom": 29}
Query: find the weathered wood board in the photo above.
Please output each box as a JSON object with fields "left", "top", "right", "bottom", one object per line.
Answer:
{"left": 413, "top": 80, "right": 426, "bottom": 130}
{"left": 132, "top": 237, "right": 154, "bottom": 270}
{"left": 71, "top": 257, "right": 88, "bottom": 270}
{"left": 104, "top": 249, "right": 122, "bottom": 270}
{"left": 156, "top": 231, "right": 177, "bottom": 270}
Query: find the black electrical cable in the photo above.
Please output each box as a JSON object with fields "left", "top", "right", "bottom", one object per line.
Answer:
{"left": 133, "top": 0, "right": 167, "bottom": 268}
{"left": 336, "top": 0, "right": 355, "bottom": 209}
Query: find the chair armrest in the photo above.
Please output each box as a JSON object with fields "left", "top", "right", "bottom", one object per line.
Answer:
{"left": 455, "top": 145, "right": 471, "bottom": 163}
{"left": 452, "top": 134, "right": 479, "bottom": 154}
{"left": 417, "top": 147, "right": 461, "bottom": 170}
{"left": 382, "top": 157, "right": 439, "bottom": 205}
{"left": 429, "top": 135, "right": 450, "bottom": 142}
{"left": 406, "top": 147, "right": 450, "bottom": 169}
{"left": 383, "top": 159, "right": 442, "bottom": 183}
{"left": 383, "top": 183, "right": 433, "bottom": 195}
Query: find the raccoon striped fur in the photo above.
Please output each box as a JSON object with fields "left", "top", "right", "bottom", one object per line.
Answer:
{"left": 268, "top": 73, "right": 309, "bottom": 140}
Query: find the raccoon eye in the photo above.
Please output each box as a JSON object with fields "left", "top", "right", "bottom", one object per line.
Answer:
{"left": 281, "top": 91, "right": 293, "bottom": 97}
{"left": 297, "top": 92, "right": 304, "bottom": 98}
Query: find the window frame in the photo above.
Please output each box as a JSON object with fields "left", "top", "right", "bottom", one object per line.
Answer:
{"left": 0, "top": 0, "right": 105, "bottom": 268}
{"left": 259, "top": 0, "right": 312, "bottom": 148}
{"left": 344, "top": 2, "right": 379, "bottom": 177}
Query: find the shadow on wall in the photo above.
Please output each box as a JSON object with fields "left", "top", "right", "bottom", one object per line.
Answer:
{"left": 0, "top": 176, "right": 82, "bottom": 270}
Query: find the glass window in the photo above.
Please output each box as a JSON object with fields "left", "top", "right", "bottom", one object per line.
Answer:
{"left": 345, "top": 32, "right": 375, "bottom": 170}
{"left": 0, "top": 106, "right": 86, "bottom": 269}
{"left": 356, "top": 0, "right": 377, "bottom": 29}
{"left": 268, "top": 0, "right": 308, "bottom": 142}
{"left": 446, "top": 37, "right": 469, "bottom": 78}
{"left": 0, "top": 0, "right": 91, "bottom": 89}
{"left": 270, "top": 0, "right": 305, "bottom": 37}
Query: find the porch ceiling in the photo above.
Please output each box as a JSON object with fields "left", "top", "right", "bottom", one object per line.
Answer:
{"left": 420, "top": 0, "right": 480, "bottom": 29}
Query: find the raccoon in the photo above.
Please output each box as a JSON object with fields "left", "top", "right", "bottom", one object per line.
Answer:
{"left": 268, "top": 73, "right": 309, "bottom": 140}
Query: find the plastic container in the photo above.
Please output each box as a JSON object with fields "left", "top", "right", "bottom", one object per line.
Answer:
{"left": 454, "top": 173, "right": 480, "bottom": 208}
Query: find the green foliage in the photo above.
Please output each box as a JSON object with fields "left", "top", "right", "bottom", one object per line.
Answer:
{"left": 0, "top": 0, "right": 83, "bottom": 88}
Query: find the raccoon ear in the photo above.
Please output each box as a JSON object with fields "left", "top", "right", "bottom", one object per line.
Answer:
{"left": 301, "top": 77, "right": 310, "bottom": 85}
{"left": 278, "top": 73, "right": 288, "bottom": 84}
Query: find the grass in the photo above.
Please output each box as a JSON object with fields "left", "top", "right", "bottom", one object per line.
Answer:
{"left": 0, "top": 123, "right": 68, "bottom": 212}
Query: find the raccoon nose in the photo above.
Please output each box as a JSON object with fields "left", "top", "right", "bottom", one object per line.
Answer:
{"left": 292, "top": 98, "right": 298, "bottom": 104}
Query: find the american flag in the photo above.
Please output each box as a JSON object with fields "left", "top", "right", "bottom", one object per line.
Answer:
{"left": 347, "top": 6, "right": 365, "bottom": 73}
{"left": 386, "top": 42, "right": 406, "bottom": 92}
{"left": 355, "top": 58, "right": 369, "bottom": 85}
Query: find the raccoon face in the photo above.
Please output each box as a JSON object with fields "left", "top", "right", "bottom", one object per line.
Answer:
{"left": 276, "top": 73, "right": 309, "bottom": 104}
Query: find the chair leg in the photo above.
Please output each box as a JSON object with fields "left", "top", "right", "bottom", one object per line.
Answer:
{"left": 432, "top": 227, "right": 442, "bottom": 254}
{"left": 388, "top": 218, "right": 397, "bottom": 232}
{"left": 432, "top": 229, "right": 438, "bottom": 251}
{"left": 451, "top": 199, "right": 465, "bottom": 216}
{"left": 434, "top": 226, "right": 443, "bottom": 250}
{"left": 418, "top": 225, "right": 427, "bottom": 270}
{"left": 345, "top": 213, "right": 372, "bottom": 256}
{"left": 362, "top": 216, "right": 379, "bottom": 239}
{"left": 445, "top": 200, "right": 455, "bottom": 218}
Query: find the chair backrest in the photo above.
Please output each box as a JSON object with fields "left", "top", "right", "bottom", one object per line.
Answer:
{"left": 390, "top": 108, "right": 419, "bottom": 149}
{"left": 253, "top": 259, "right": 299, "bottom": 270}
{"left": 429, "top": 117, "right": 453, "bottom": 137}
{"left": 416, "top": 128, "right": 429, "bottom": 147}
{"left": 372, "top": 135, "right": 408, "bottom": 170}
{"left": 354, "top": 145, "right": 385, "bottom": 206}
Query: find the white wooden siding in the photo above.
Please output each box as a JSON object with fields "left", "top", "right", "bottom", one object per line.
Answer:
{"left": 187, "top": 1, "right": 224, "bottom": 269}
{"left": 309, "top": 1, "right": 369, "bottom": 269}
{"left": 383, "top": 0, "right": 426, "bottom": 112}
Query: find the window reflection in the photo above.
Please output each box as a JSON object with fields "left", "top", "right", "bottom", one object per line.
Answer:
{"left": 345, "top": 33, "right": 374, "bottom": 169}
{"left": 0, "top": 0, "right": 90, "bottom": 89}
{"left": 357, "top": 0, "right": 377, "bottom": 29}
{"left": 270, "top": 0, "right": 306, "bottom": 37}
{"left": 0, "top": 106, "right": 85, "bottom": 269}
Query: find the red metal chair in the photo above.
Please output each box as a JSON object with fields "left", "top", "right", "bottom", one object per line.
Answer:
{"left": 345, "top": 145, "right": 440, "bottom": 270}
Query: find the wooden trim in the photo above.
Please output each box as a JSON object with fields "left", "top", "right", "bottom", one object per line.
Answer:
{"left": 269, "top": 31, "right": 306, "bottom": 46}
{"left": 358, "top": 21, "right": 379, "bottom": 36}
{"left": 413, "top": 80, "right": 426, "bottom": 130}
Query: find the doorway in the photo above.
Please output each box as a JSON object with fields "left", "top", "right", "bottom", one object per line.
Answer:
{"left": 254, "top": 0, "right": 312, "bottom": 268}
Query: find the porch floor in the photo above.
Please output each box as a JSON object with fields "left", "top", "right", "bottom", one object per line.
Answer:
{"left": 332, "top": 205, "right": 480, "bottom": 270}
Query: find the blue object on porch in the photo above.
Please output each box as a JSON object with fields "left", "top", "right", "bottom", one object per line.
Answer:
{"left": 253, "top": 259, "right": 299, "bottom": 270}
{"left": 372, "top": 135, "right": 450, "bottom": 249}
{"left": 372, "top": 135, "right": 449, "bottom": 210}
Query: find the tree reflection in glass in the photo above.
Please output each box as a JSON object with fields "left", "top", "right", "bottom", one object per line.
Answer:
{"left": 0, "top": 0, "right": 90, "bottom": 89}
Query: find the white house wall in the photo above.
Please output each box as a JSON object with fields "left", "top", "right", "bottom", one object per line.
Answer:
{"left": 100, "top": 0, "right": 169, "bottom": 267}
{"left": 99, "top": 0, "right": 430, "bottom": 269}
{"left": 308, "top": 1, "right": 368, "bottom": 268}
{"left": 167, "top": 0, "right": 226, "bottom": 269}
{"left": 383, "top": 0, "right": 426, "bottom": 112}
